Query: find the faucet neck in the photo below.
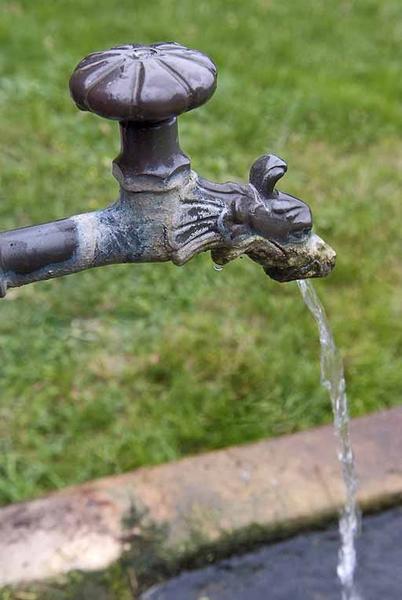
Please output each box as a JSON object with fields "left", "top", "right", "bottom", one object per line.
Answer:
{"left": 112, "top": 118, "right": 191, "bottom": 192}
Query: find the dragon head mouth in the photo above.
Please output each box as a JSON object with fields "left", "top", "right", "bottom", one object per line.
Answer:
{"left": 211, "top": 233, "right": 336, "bottom": 282}
{"left": 261, "top": 235, "right": 336, "bottom": 281}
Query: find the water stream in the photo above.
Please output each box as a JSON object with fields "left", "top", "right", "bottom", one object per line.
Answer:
{"left": 297, "top": 279, "right": 361, "bottom": 600}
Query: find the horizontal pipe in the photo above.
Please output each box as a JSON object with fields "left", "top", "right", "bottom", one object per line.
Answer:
{"left": 0, "top": 219, "right": 78, "bottom": 276}
{"left": 0, "top": 213, "right": 98, "bottom": 296}
{"left": 0, "top": 192, "right": 174, "bottom": 296}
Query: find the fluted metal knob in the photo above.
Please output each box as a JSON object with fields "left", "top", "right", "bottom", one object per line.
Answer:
{"left": 69, "top": 43, "right": 217, "bottom": 191}
{"left": 69, "top": 42, "right": 217, "bottom": 122}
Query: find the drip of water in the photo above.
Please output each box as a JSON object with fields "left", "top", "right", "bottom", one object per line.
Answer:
{"left": 213, "top": 263, "right": 224, "bottom": 272}
{"left": 297, "top": 279, "right": 361, "bottom": 600}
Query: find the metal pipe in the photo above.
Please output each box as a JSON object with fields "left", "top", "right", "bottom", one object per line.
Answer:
{"left": 0, "top": 42, "right": 336, "bottom": 297}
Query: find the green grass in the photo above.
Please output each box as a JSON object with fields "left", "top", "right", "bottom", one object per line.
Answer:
{"left": 0, "top": 0, "right": 401, "bottom": 505}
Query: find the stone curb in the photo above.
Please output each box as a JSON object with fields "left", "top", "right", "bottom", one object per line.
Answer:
{"left": 1, "top": 407, "right": 402, "bottom": 587}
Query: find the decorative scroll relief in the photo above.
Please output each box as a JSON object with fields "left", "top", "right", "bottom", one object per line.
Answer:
{"left": 168, "top": 154, "right": 313, "bottom": 269}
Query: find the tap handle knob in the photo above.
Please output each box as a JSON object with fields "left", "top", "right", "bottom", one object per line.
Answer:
{"left": 69, "top": 43, "right": 217, "bottom": 191}
{"left": 69, "top": 42, "right": 217, "bottom": 123}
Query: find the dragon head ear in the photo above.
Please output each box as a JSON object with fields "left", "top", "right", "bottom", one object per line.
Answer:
{"left": 249, "top": 154, "right": 288, "bottom": 197}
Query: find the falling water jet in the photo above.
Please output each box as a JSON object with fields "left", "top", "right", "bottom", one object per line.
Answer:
{"left": 297, "top": 279, "right": 362, "bottom": 600}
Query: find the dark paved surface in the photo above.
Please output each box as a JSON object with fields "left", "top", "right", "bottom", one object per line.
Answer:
{"left": 143, "top": 507, "right": 402, "bottom": 599}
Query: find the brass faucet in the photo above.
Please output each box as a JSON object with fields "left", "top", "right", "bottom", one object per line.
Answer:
{"left": 0, "top": 42, "right": 335, "bottom": 297}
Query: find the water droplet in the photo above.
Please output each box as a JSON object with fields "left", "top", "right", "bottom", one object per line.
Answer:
{"left": 213, "top": 263, "right": 223, "bottom": 272}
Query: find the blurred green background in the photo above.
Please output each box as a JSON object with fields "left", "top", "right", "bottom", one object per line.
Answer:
{"left": 0, "top": 0, "right": 401, "bottom": 505}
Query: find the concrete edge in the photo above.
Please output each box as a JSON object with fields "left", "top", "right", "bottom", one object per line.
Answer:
{"left": 1, "top": 407, "right": 402, "bottom": 588}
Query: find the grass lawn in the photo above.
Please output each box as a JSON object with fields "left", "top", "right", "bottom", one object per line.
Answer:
{"left": 0, "top": 0, "right": 401, "bottom": 506}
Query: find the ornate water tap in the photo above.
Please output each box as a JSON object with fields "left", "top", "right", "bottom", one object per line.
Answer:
{"left": 0, "top": 43, "right": 335, "bottom": 297}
